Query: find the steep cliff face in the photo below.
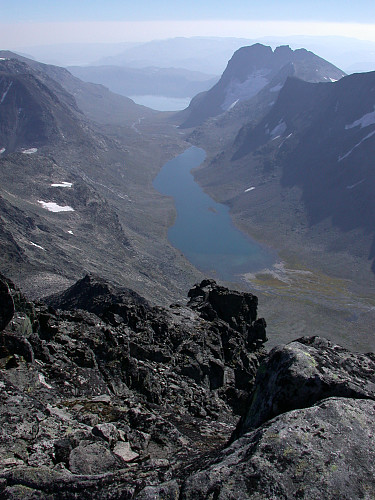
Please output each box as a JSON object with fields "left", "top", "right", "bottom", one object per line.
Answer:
{"left": 1, "top": 273, "right": 374, "bottom": 499}
{"left": 178, "top": 44, "right": 345, "bottom": 128}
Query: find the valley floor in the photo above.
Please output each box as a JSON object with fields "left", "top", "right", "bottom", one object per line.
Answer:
{"left": 188, "top": 143, "right": 375, "bottom": 353}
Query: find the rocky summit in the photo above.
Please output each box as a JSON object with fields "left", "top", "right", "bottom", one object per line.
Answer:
{"left": 0, "top": 272, "right": 374, "bottom": 498}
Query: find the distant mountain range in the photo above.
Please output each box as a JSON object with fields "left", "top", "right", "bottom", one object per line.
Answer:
{"left": 178, "top": 44, "right": 345, "bottom": 128}
{"left": 92, "top": 37, "right": 255, "bottom": 74}
{"left": 67, "top": 65, "right": 218, "bottom": 99}
{"left": 18, "top": 36, "right": 375, "bottom": 75}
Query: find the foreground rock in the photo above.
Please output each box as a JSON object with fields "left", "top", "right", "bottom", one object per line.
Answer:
{"left": 0, "top": 275, "right": 267, "bottom": 497}
{"left": 142, "top": 338, "right": 375, "bottom": 499}
{"left": 235, "top": 335, "right": 375, "bottom": 437}
{"left": 1, "top": 273, "right": 374, "bottom": 498}
{"left": 175, "top": 397, "right": 375, "bottom": 499}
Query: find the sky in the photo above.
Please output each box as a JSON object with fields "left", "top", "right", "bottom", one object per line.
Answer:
{"left": 1, "top": 0, "right": 375, "bottom": 47}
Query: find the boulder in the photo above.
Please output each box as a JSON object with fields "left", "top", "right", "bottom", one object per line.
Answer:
{"left": 235, "top": 336, "right": 375, "bottom": 437}
{"left": 178, "top": 398, "right": 375, "bottom": 499}
{"left": 69, "top": 442, "right": 123, "bottom": 475}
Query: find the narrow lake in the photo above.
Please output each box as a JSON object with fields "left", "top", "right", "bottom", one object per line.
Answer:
{"left": 129, "top": 95, "right": 191, "bottom": 111}
{"left": 153, "top": 146, "right": 275, "bottom": 282}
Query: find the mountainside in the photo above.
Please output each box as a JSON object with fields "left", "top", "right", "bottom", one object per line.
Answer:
{"left": 1, "top": 274, "right": 374, "bottom": 498}
{"left": 68, "top": 65, "right": 218, "bottom": 99}
{"left": 0, "top": 54, "right": 200, "bottom": 302}
{"left": 0, "top": 51, "right": 156, "bottom": 126}
{"left": 0, "top": 58, "right": 90, "bottom": 153}
{"left": 178, "top": 44, "right": 345, "bottom": 128}
{"left": 231, "top": 72, "right": 375, "bottom": 255}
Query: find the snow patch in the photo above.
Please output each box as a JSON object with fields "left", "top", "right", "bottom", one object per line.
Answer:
{"left": 29, "top": 241, "right": 45, "bottom": 251}
{"left": 0, "top": 81, "right": 12, "bottom": 104}
{"left": 51, "top": 182, "right": 72, "bottom": 188}
{"left": 222, "top": 70, "right": 271, "bottom": 111}
{"left": 330, "top": 78, "right": 338, "bottom": 82}
{"left": 228, "top": 99, "right": 239, "bottom": 110}
{"left": 67, "top": 230, "right": 74, "bottom": 235}
{"left": 245, "top": 187, "right": 255, "bottom": 192}
{"left": 38, "top": 373, "right": 52, "bottom": 389}
{"left": 345, "top": 106, "right": 375, "bottom": 129}
{"left": 347, "top": 179, "right": 365, "bottom": 189}
{"left": 270, "top": 120, "right": 287, "bottom": 138}
{"left": 22, "top": 148, "right": 38, "bottom": 154}
{"left": 38, "top": 201, "right": 75, "bottom": 212}
{"left": 269, "top": 83, "right": 283, "bottom": 92}
{"left": 338, "top": 129, "right": 375, "bottom": 161}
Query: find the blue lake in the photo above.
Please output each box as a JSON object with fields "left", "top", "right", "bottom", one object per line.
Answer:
{"left": 129, "top": 95, "right": 191, "bottom": 111}
{"left": 153, "top": 146, "right": 276, "bottom": 282}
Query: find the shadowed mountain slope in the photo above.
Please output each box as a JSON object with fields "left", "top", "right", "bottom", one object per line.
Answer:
{"left": 178, "top": 44, "right": 345, "bottom": 128}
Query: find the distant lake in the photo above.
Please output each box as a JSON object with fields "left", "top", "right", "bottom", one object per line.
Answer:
{"left": 129, "top": 95, "right": 191, "bottom": 111}
{"left": 153, "top": 146, "right": 276, "bottom": 282}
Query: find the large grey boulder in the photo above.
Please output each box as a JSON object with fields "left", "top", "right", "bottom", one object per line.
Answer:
{"left": 69, "top": 442, "right": 123, "bottom": 475}
{"left": 178, "top": 397, "right": 375, "bottom": 500}
{"left": 236, "top": 336, "right": 375, "bottom": 437}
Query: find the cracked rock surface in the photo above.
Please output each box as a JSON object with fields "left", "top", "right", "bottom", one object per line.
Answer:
{"left": 1, "top": 273, "right": 374, "bottom": 499}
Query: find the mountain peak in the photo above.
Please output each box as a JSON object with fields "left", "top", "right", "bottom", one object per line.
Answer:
{"left": 179, "top": 43, "right": 345, "bottom": 128}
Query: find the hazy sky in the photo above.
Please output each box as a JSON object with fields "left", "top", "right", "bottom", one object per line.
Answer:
{"left": 2, "top": 0, "right": 375, "bottom": 47}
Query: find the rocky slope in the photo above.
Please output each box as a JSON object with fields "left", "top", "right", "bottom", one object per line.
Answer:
{"left": 178, "top": 43, "right": 345, "bottom": 128}
{"left": 0, "top": 53, "right": 202, "bottom": 303}
{"left": 0, "top": 274, "right": 267, "bottom": 497}
{"left": 1, "top": 273, "right": 374, "bottom": 499}
{"left": 0, "top": 50, "right": 156, "bottom": 126}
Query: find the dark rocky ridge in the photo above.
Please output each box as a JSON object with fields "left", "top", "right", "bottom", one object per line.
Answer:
{"left": 0, "top": 274, "right": 267, "bottom": 496}
{"left": 1, "top": 272, "right": 374, "bottom": 498}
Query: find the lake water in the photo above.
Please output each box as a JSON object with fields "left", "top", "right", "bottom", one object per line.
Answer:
{"left": 153, "top": 146, "right": 275, "bottom": 282}
{"left": 129, "top": 95, "right": 191, "bottom": 111}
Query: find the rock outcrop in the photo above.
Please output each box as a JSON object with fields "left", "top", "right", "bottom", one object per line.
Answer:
{"left": 141, "top": 337, "right": 375, "bottom": 499}
{"left": 176, "top": 397, "right": 375, "bottom": 500}
{"left": 0, "top": 275, "right": 267, "bottom": 497}
{"left": 1, "top": 273, "right": 374, "bottom": 499}
{"left": 234, "top": 335, "right": 375, "bottom": 437}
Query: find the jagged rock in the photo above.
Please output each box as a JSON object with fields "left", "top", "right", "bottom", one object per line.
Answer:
{"left": 113, "top": 442, "right": 139, "bottom": 462}
{"left": 69, "top": 442, "right": 123, "bottom": 475}
{"left": 92, "top": 423, "right": 120, "bottom": 445}
{"left": 1, "top": 274, "right": 374, "bottom": 498}
{"left": 0, "top": 276, "right": 14, "bottom": 331}
{"left": 173, "top": 398, "right": 375, "bottom": 500}
{"left": 0, "top": 274, "right": 267, "bottom": 497}
{"left": 235, "top": 336, "right": 375, "bottom": 437}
